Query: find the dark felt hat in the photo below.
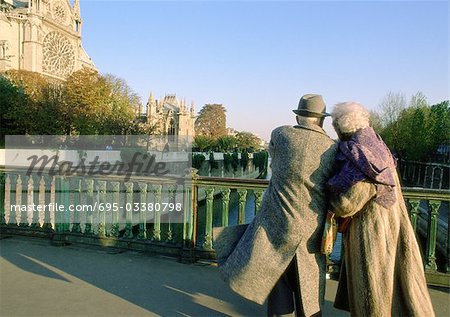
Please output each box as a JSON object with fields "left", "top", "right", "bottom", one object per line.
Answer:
{"left": 293, "top": 94, "right": 330, "bottom": 118}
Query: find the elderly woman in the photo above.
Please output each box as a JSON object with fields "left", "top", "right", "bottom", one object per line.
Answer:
{"left": 327, "top": 102, "right": 435, "bottom": 316}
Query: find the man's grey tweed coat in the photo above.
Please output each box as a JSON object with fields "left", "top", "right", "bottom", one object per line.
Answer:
{"left": 219, "top": 123, "right": 337, "bottom": 316}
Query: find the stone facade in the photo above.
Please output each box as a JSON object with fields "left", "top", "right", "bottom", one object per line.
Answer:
{"left": 146, "top": 92, "right": 196, "bottom": 137}
{"left": 0, "top": 0, "right": 96, "bottom": 80}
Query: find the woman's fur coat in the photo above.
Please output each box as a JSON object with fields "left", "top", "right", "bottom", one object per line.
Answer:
{"left": 331, "top": 171, "right": 435, "bottom": 317}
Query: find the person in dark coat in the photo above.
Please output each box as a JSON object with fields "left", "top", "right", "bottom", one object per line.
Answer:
{"left": 328, "top": 102, "right": 435, "bottom": 317}
{"left": 217, "top": 94, "right": 337, "bottom": 316}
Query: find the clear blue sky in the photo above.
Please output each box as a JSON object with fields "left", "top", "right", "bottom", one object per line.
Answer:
{"left": 79, "top": 0, "right": 449, "bottom": 140}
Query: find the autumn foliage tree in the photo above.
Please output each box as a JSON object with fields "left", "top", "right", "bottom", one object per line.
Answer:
{"left": 195, "top": 104, "right": 227, "bottom": 138}
{"left": 1, "top": 69, "right": 140, "bottom": 142}
{"left": 1, "top": 70, "right": 67, "bottom": 136}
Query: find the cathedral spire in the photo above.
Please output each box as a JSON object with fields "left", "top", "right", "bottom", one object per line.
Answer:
{"left": 148, "top": 91, "right": 155, "bottom": 103}
{"left": 181, "top": 98, "right": 187, "bottom": 113}
{"left": 190, "top": 101, "right": 195, "bottom": 116}
{"left": 73, "top": 0, "right": 81, "bottom": 20}
{"left": 146, "top": 91, "right": 156, "bottom": 116}
{"left": 72, "top": 0, "right": 82, "bottom": 34}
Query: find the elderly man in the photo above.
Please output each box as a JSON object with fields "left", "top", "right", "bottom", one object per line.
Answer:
{"left": 218, "top": 94, "right": 337, "bottom": 316}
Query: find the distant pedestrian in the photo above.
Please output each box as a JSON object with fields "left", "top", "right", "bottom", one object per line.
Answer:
{"left": 328, "top": 102, "right": 435, "bottom": 316}
{"left": 216, "top": 94, "right": 337, "bottom": 316}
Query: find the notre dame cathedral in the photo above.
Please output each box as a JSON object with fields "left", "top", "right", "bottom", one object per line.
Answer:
{"left": 0, "top": 1, "right": 196, "bottom": 137}
{"left": 0, "top": 0, "right": 96, "bottom": 79}
{"left": 146, "top": 93, "right": 196, "bottom": 138}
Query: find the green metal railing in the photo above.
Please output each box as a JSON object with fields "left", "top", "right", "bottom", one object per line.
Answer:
{"left": 0, "top": 169, "right": 449, "bottom": 286}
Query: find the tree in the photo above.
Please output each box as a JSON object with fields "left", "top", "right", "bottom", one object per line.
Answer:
{"left": 217, "top": 135, "right": 237, "bottom": 152}
{"left": 102, "top": 74, "right": 140, "bottom": 135}
{"left": 195, "top": 104, "right": 227, "bottom": 138}
{"left": 193, "top": 135, "right": 216, "bottom": 152}
{"left": 377, "top": 91, "right": 449, "bottom": 162}
{"left": 429, "top": 101, "right": 450, "bottom": 152}
{"left": 1, "top": 70, "right": 66, "bottom": 135}
{"left": 64, "top": 69, "right": 139, "bottom": 135}
{"left": 235, "top": 131, "right": 262, "bottom": 150}
{"left": 379, "top": 91, "right": 407, "bottom": 127}
{"left": 378, "top": 91, "right": 407, "bottom": 152}
{"left": 0, "top": 75, "right": 23, "bottom": 144}
{"left": 1, "top": 69, "right": 143, "bottom": 138}
{"left": 369, "top": 110, "right": 383, "bottom": 134}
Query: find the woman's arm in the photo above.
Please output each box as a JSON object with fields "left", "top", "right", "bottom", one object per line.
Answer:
{"left": 331, "top": 181, "right": 377, "bottom": 218}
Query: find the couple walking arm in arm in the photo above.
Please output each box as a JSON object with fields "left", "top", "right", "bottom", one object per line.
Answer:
{"left": 215, "top": 95, "right": 434, "bottom": 317}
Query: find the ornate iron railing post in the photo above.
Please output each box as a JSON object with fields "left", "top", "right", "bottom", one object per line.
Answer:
{"left": 123, "top": 182, "right": 134, "bottom": 239}
{"left": 30, "top": 175, "right": 40, "bottom": 228}
{"left": 152, "top": 184, "right": 162, "bottom": 241}
{"left": 97, "top": 181, "right": 107, "bottom": 237}
{"left": 84, "top": 179, "right": 94, "bottom": 235}
{"left": 202, "top": 187, "right": 214, "bottom": 250}
{"left": 237, "top": 189, "right": 247, "bottom": 224}
{"left": 221, "top": 188, "right": 231, "bottom": 227}
{"left": 408, "top": 199, "right": 420, "bottom": 232}
{"left": 18, "top": 175, "right": 28, "bottom": 227}
{"left": 110, "top": 181, "right": 120, "bottom": 238}
{"left": 425, "top": 200, "right": 441, "bottom": 271}
{"left": 42, "top": 176, "right": 53, "bottom": 231}
{"left": 182, "top": 183, "right": 191, "bottom": 243}
{"left": 189, "top": 176, "right": 198, "bottom": 247}
{"left": 167, "top": 185, "right": 177, "bottom": 242}
{"left": 71, "top": 179, "right": 82, "bottom": 233}
{"left": 447, "top": 204, "right": 450, "bottom": 274}
{"left": 7, "top": 174, "right": 18, "bottom": 226}
{"left": 137, "top": 182, "right": 148, "bottom": 240}
{"left": 61, "top": 176, "right": 70, "bottom": 233}
{"left": 0, "top": 172, "right": 6, "bottom": 225}
{"left": 254, "top": 189, "right": 264, "bottom": 215}
{"left": 54, "top": 176, "right": 62, "bottom": 233}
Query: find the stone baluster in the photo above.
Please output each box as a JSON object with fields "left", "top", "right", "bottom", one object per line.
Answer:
{"left": 152, "top": 184, "right": 162, "bottom": 241}
{"left": 97, "top": 181, "right": 107, "bottom": 237}
{"left": 425, "top": 200, "right": 441, "bottom": 271}
{"left": 202, "top": 187, "right": 214, "bottom": 250}
{"left": 221, "top": 188, "right": 231, "bottom": 227}
{"left": 123, "top": 182, "right": 134, "bottom": 239}
{"left": 110, "top": 182, "right": 120, "bottom": 238}
{"left": 137, "top": 182, "right": 148, "bottom": 240}
{"left": 237, "top": 189, "right": 247, "bottom": 224}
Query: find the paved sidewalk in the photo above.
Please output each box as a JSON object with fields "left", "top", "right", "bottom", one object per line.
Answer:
{"left": 0, "top": 236, "right": 448, "bottom": 317}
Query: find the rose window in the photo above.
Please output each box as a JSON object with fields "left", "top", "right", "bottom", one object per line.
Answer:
{"left": 53, "top": 2, "right": 67, "bottom": 24}
{"left": 42, "top": 32, "right": 75, "bottom": 77}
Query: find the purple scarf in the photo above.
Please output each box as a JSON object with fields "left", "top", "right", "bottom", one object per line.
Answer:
{"left": 327, "top": 127, "right": 397, "bottom": 208}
